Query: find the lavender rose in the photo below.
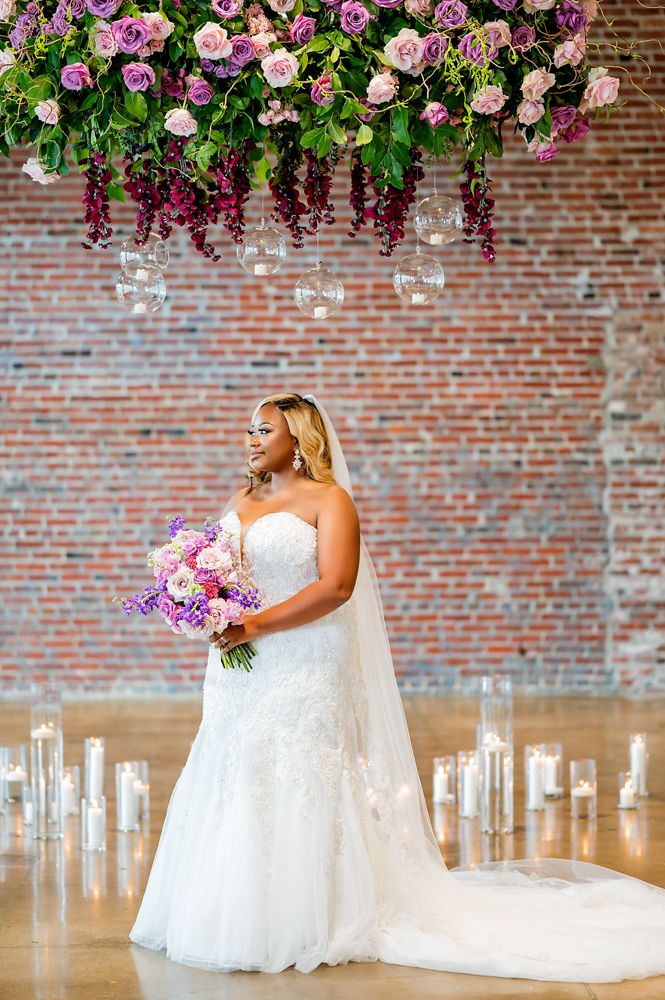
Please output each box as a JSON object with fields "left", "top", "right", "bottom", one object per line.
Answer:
{"left": 511, "top": 24, "right": 535, "bottom": 51}
{"left": 185, "top": 75, "right": 214, "bottom": 104}
{"left": 290, "top": 13, "right": 315, "bottom": 44}
{"left": 230, "top": 34, "right": 255, "bottom": 65}
{"left": 111, "top": 15, "right": 152, "bottom": 54}
{"left": 84, "top": 0, "right": 121, "bottom": 17}
{"left": 356, "top": 97, "right": 377, "bottom": 121}
{"left": 212, "top": 0, "right": 242, "bottom": 16}
{"left": 458, "top": 30, "right": 496, "bottom": 68}
{"left": 557, "top": 0, "right": 586, "bottom": 35}
{"left": 372, "top": 0, "right": 402, "bottom": 8}
{"left": 161, "top": 67, "right": 186, "bottom": 97}
{"left": 490, "top": 0, "right": 516, "bottom": 9}
{"left": 434, "top": 0, "right": 467, "bottom": 28}
{"left": 419, "top": 101, "right": 449, "bottom": 127}
{"left": 61, "top": 61, "right": 93, "bottom": 89}
{"left": 557, "top": 116, "right": 590, "bottom": 143}
{"left": 121, "top": 62, "right": 155, "bottom": 91}
{"left": 340, "top": 0, "right": 372, "bottom": 34}
{"left": 423, "top": 33, "right": 448, "bottom": 66}
{"left": 550, "top": 103, "right": 577, "bottom": 131}
{"left": 311, "top": 72, "right": 335, "bottom": 106}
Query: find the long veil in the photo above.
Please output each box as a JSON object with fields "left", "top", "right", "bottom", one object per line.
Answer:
{"left": 305, "top": 395, "right": 665, "bottom": 984}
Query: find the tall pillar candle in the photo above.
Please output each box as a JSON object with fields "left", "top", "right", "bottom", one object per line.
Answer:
{"left": 629, "top": 734, "right": 647, "bottom": 797}
{"left": 85, "top": 738, "right": 105, "bottom": 799}
{"left": 116, "top": 762, "right": 139, "bottom": 832}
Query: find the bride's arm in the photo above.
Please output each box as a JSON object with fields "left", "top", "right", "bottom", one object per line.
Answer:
{"left": 212, "top": 487, "right": 360, "bottom": 651}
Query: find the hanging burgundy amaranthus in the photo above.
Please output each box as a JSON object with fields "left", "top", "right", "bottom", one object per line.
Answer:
{"left": 156, "top": 138, "right": 221, "bottom": 259}
{"left": 303, "top": 149, "right": 335, "bottom": 235}
{"left": 269, "top": 134, "right": 307, "bottom": 249}
{"left": 214, "top": 143, "right": 254, "bottom": 245}
{"left": 348, "top": 150, "right": 369, "bottom": 239}
{"left": 123, "top": 153, "right": 162, "bottom": 248}
{"left": 460, "top": 160, "right": 497, "bottom": 264}
{"left": 367, "top": 148, "right": 423, "bottom": 257}
{"left": 81, "top": 151, "right": 113, "bottom": 250}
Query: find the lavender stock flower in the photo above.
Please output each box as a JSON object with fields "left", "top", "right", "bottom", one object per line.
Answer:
{"left": 167, "top": 515, "right": 187, "bottom": 538}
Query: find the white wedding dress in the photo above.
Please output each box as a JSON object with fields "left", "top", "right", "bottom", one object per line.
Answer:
{"left": 130, "top": 403, "right": 665, "bottom": 984}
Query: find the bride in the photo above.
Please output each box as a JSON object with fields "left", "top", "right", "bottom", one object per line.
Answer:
{"left": 130, "top": 393, "right": 665, "bottom": 983}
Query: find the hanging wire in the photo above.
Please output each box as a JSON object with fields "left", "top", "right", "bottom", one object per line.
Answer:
{"left": 316, "top": 226, "right": 321, "bottom": 268}
{"left": 261, "top": 183, "right": 265, "bottom": 228}
{"left": 433, "top": 161, "right": 437, "bottom": 197}
{"left": 416, "top": 169, "right": 421, "bottom": 252}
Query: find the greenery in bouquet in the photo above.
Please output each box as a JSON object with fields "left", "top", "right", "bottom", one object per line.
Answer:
{"left": 0, "top": 0, "right": 651, "bottom": 261}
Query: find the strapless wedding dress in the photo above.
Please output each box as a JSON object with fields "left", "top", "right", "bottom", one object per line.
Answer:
{"left": 130, "top": 510, "right": 665, "bottom": 982}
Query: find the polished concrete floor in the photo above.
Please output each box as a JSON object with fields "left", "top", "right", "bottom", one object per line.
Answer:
{"left": 1, "top": 695, "right": 665, "bottom": 1000}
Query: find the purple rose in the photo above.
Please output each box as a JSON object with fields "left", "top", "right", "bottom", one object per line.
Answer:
{"left": 212, "top": 0, "right": 243, "bottom": 17}
{"left": 290, "top": 13, "right": 316, "bottom": 45}
{"left": 340, "top": 0, "right": 372, "bottom": 34}
{"left": 311, "top": 72, "right": 334, "bottom": 107}
{"left": 85, "top": 0, "right": 121, "bottom": 16}
{"left": 68, "top": 0, "right": 86, "bottom": 17}
{"left": 193, "top": 567, "right": 218, "bottom": 586}
{"left": 356, "top": 97, "right": 376, "bottom": 121}
{"left": 372, "top": 0, "right": 402, "bottom": 7}
{"left": 511, "top": 25, "right": 535, "bottom": 51}
{"left": 319, "top": 0, "right": 343, "bottom": 10}
{"left": 61, "top": 62, "right": 93, "bottom": 90}
{"left": 230, "top": 34, "right": 255, "bottom": 66}
{"left": 557, "top": 116, "right": 590, "bottom": 143}
{"left": 536, "top": 142, "right": 558, "bottom": 163}
{"left": 157, "top": 594, "right": 183, "bottom": 630}
{"left": 458, "top": 30, "right": 496, "bottom": 68}
{"left": 490, "top": 0, "right": 516, "bottom": 8}
{"left": 122, "top": 62, "right": 156, "bottom": 92}
{"left": 186, "top": 76, "right": 214, "bottom": 104}
{"left": 423, "top": 33, "right": 448, "bottom": 66}
{"left": 215, "top": 61, "right": 240, "bottom": 78}
{"left": 419, "top": 101, "right": 449, "bottom": 127}
{"left": 557, "top": 0, "right": 586, "bottom": 35}
{"left": 550, "top": 103, "right": 577, "bottom": 131}
{"left": 434, "top": 0, "right": 467, "bottom": 28}
{"left": 111, "top": 15, "right": 152, "bottom": 55}
{"left": 200, "top": 58, "right": 215, "bottom": 72}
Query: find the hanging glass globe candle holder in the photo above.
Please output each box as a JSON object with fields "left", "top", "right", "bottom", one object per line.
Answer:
{"left": 120, "top": 232, "right": 169, "bottom": 276}
{"left": 294, "top": 261, "right": 344, "bottom": 319}
{"left": 414, "top": 195, "right": 462, "bottom": 246}
{"left": 116, "top": 264, "right": 166, "bottom": 314}
{"left": 393, "top": 247, "right": 444, "bottom": 305}
{"left": 237, "top": 220, "right": 286, "bottom": 276}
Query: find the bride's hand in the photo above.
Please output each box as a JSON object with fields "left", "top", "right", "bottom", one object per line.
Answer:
{"left": 210, "top": 616, "right": 261, "bottom": 652}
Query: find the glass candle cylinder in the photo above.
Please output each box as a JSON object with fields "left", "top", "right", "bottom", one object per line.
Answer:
{"left": 525, "top": 744, "right": 546, "bottom": 811}
{"left": 3, "top": 745, "right": 28, "bottom": 802}
{"left": 30, "top": 724, "right": 64, "bottom": 839}
{"left": 482, "top": 744, "right": 514, "bottom": 834}
{"left": 618, "top": 771, "right": 639, "bottom": 810}
{"left": 31, "top": 681, "right": 62, "bottom": 732}
{"left": 479, "top": 675, "right": 513, "bottom": 749}
{"left": 22, "top": 789, "right": 33, "bottom": 827}
{"left": 457, "top": 750, "right": 481, "bottom": 818}
{"left": 116, "top": 761, "right": 140, "bottom": 832}
{"left": 62, "top": 765, "right": 80, "bottom": 816}
{"left": 85, "top": 737, "right": 105, "bottom": 799}
{"left": 0, "top": 748, "right": 7, "bottom": 815}
{"left": 629, "top": 733, "right": 648, "bottom": 797}
{"left": 432, "top": 756, "right": 455, "bottom": 805}
{"left": 542, "top": 743, "right": 564, "bottom": 798}
{"left": 570, "top": 760, "right": 597, "bottom": 819}
{"left": 136, "top": 760, "right": 150, "bottom": 819}
{"left": 81, "top": 796, "right": 106, "bottom": 851}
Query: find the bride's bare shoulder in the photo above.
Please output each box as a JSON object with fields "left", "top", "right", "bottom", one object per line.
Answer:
{"left": 221, "top": 487, "right": 250, "bottom": 517}
{"left": 312, "top": 482, "right": 358, "bottom": 519}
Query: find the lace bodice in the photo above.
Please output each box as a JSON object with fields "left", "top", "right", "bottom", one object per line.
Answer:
{"left": 219, "top": 510, "right": 319, "bottom": 609}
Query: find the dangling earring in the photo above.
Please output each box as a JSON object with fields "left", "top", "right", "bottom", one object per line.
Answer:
{"left": 293, "top": 448, "right": 302, "bottom": 471}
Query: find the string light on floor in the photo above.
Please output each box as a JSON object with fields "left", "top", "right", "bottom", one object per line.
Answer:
{"left": 294, "top": 230, "right": 344, "bottom": 320}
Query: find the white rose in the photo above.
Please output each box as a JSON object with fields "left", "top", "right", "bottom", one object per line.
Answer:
{"left": 0, "top": 46, "right": 15, "bottom": 77}
{"left": 179, "top": 616, "right": 216, "bottom": 641}
{"left": 22, "top": 157, "right": 59, "bottom": 185}
{"left": 0, "top": 0, "right": 16, "bottom": 21}
{"left": 34, "top": 100, "right": 61, "bottom": 125}
{"left": 166, "top": 565, "right": 195, "bottom": 600}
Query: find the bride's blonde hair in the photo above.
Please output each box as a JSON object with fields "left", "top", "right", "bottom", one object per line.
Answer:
{"left": 247, "top": 393, "right": 336, "bottom": 490}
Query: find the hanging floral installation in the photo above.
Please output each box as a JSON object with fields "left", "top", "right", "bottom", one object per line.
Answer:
{"left": 0, "top": 0, "right": 654, "bottom": 262}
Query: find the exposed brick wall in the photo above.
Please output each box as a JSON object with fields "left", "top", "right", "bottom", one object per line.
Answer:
{"left": 1, "top": 0, "right": 663, "bottom": 697}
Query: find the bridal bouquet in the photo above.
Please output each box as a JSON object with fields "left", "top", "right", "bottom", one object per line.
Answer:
{"left": 115, "top": 515, "right": 261, "bottom": 671}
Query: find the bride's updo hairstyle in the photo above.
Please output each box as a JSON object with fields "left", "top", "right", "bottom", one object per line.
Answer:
{"left": 247, "top": 393, "right": 336, "bottom": 490}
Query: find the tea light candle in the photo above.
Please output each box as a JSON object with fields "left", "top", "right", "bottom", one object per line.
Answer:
{"left": 430, "top": 234, "right": 443, "bottom": 245}
{"left": 254, "top": 264, "right": 269, "bottom": 275}
{"left": 572, "top": 782, "right": 595, "bottom": 799}
{"left": 619, "top": 780, "right": 636, "bottom": 809}
{"left": 412, "top": 293, "right": 426, "bottom": 304}
{"left": 314, "top": 306, "right": 327, "bottom": 319}
{"left": 30, "top": 725, "right": 57, "bottom": 740}
{"left": 135, "top": 268, "right": 150, "bottom": 281}
{"left": 6, "top": 766, "right": 28, "bottom": 785}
